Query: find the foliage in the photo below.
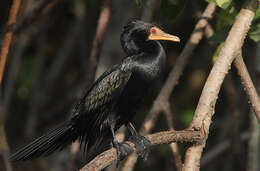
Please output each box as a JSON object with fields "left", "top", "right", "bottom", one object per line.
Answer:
{"left": 135, "top": 0, "right": 143, "bottom": 6}
{"left": 206, "top": 0, "right": 233, "bottom": 9}
{"left": 207, "top": 0, "right": 260, "bottom": 43}
{"left": 160, "top": 0, "right": 188, "bottom": 23}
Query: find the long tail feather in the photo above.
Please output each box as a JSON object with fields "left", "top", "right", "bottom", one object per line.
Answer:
{"left": 10, "top": 122, "right": 77, "bottom": 161}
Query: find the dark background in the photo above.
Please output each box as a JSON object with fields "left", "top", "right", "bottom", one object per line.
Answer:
{"left": 0, "top": 0, "right": 259, "bottom": 171}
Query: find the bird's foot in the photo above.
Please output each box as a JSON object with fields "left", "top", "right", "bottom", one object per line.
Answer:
{"left": 129, "top": 135, "right": 151, "bottom": 160}
{"left": 113, "top": 141, "right": 133, "bottom": 167}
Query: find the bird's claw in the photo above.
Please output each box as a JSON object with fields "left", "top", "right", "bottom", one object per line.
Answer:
{"left": 129, "top": 135, "right": 151, "bottom": 160}
{"left": 114, "top": 142, "right": 133, "bottom": 167}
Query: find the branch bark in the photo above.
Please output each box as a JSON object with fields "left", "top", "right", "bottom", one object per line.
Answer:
{"left": 183, "top": 0, "right": 258, "bottom": 170}
{"left": 234, "top": 52, "right": 260, "bottom": 123}
{"left": 80, "top": 130, "right": 203, "bottom": 171}
{"left": 0, "top": 0, "right": 22, "bottom": 85}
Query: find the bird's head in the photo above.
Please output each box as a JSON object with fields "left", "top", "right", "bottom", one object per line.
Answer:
{"left": 120, "top": 20, "right": 180, "bottom": 55}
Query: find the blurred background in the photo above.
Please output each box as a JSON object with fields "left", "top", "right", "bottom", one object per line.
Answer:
{"left": 0, "top": 0, "right": 259, "bottom": 171}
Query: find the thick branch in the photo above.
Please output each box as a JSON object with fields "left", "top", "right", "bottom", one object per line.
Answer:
{"left": 183, "top": 0, "right": 258, "bottom": 170}
{"left": 80, "top": 130, "right": 203, "bottom": 171}
{"left": 234, "top": 52, "right": 260, "bottom": 123}
{"left": 189, "top": 0, "right": 258, "bottom": 131}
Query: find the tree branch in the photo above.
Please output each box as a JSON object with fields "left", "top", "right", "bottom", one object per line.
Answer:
{"left": 183, "top": 0, "right": 258, "bottom": 170}
{"left": 86, "top": 0, "right": 112, "bottom": 85}
{"left": 12, "top": 0, "right": 55, "bottom": 34}
{"left": 201, "top": 132, "right": 249, "bottom": 166}
{"left": 80, "top": 130, "right": 203, "bottom": 171}
{"left": 163, "top": 104, "right": 183, "bottom": 171}
{"left": 0, "top": 0, "right": 22, "bottom": 170}
{"left": 234, "top": 52, "right": 260, "bottom": 123}
{"left": 0, "top": 0, "right": 22, "bottom": 85}
{"left": 247, "top": 43, "right": 260, "bottom": 171}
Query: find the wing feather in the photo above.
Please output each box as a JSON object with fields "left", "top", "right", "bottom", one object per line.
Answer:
{"left": 85, "top": 69, "right": 131, "bottom": 112}
{"left": 70, "top": 65, "right": 132, "bottom": 154}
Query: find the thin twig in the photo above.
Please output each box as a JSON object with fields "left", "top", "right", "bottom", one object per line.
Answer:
{"left": 13, "top": 0, "right": 54, "bottom": 34}
{"left": 25, "top": 12, "right": 52, "bottom": 138}
{"left": 68, "top": 1, "right": 112, "bottom": 170}
{"left": 86, "top": 0, "right": 112, "bottom": 85}
{"left": 204, "top": 24, "right": 214, "bottom": 39}
{"left": 183, "top": 1, "right": 258, "bottom": 170}
{"left": 3, "top": 31, "right": 33, "bottom": 117}
{"left": 234, "top": 52, "right": 260, "bottom": 123}
{"left": 0, "top": 0, "right": 22, "bottom": 85}
{"left": 247, "top": 43, "right": 260, "bottom": 171}
{"left": 201, "top": 132, "right": 249, "bottom": 166}
{"left": 80, "top": 130, "right": 203, "bottom": 171}
{"left": 224, "top": 75, "right": 243, "bottom": 169}
{"left": 163, "top": 103, "right": 182, "bottom": 171}
{"left": 0, "top": 1, "right": 22, "bottom": 170}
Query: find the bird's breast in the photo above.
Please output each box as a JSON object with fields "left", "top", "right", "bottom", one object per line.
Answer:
{"left": 114, "top": 72, "right": 154, "bottom": 125}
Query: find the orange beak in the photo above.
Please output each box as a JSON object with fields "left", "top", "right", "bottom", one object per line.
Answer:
{"left": 148, "top": 26, "right": 180, "bottom": 42}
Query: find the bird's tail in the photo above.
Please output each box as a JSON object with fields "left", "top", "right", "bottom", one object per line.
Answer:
{"left": 10, "top": 122, "right": 78, "bottom": 161}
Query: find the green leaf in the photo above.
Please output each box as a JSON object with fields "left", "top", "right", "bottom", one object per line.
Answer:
{"left": 209, "top": 26, "right": 231, "bottom": 43}
{"left": 216, "top": 6, "right": 237, "bottom": 29}
{"left": 160, "top": 0, "right": 188, "bottom": 23}
{"left": 135, "top": 0, "right": 142, "bottom": 6}
{"left": 254, "top": 5, "right": 260, "bottom": 20}
{"left": 216, "top": 0, "right": 232, "bottom": 9}
{"left": 206, "top": 0, "right": 232, "bottom": 9}
{"left": 249, "top": 23, "right": 260, "bottom": 42}
{"left": 206, "top": 0, "right": 216, "bottom": 2}
{"left": 252, "top": 5, "right": 260, "bottom": 26}
{"left": 180, "top": 107, "right": 194, "bottom": 126}
{"left": 212, "top": 43, "right": 224, "bottom": 63}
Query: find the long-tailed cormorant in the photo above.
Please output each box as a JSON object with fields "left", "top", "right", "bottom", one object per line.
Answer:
{"left": 10, "top": 20, "right": 180, "bottom": 163}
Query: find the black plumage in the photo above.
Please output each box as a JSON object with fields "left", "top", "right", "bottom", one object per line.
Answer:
{"left": 10, "top": 20, "right": 180, "bottom": 162}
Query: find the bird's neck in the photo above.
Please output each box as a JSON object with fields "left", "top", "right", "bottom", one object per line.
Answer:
{"left": 126, "top": 41, "right": 166, "bottom": 81}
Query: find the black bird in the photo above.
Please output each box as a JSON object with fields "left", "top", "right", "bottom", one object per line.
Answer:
{"left": 10, "top": 20, "right": 180, "bottom": 163}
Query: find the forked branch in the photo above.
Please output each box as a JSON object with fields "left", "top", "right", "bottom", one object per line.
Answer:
{"left": 80, "top": 130, "right": 203, "bottom": 171}
{"left": 183, "top": 0, "right": 259, "bottom": 170}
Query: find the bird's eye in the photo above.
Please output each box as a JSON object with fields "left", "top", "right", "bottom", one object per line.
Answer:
{"left": 151, "top": 28, "right": 156, "bottom": 34}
